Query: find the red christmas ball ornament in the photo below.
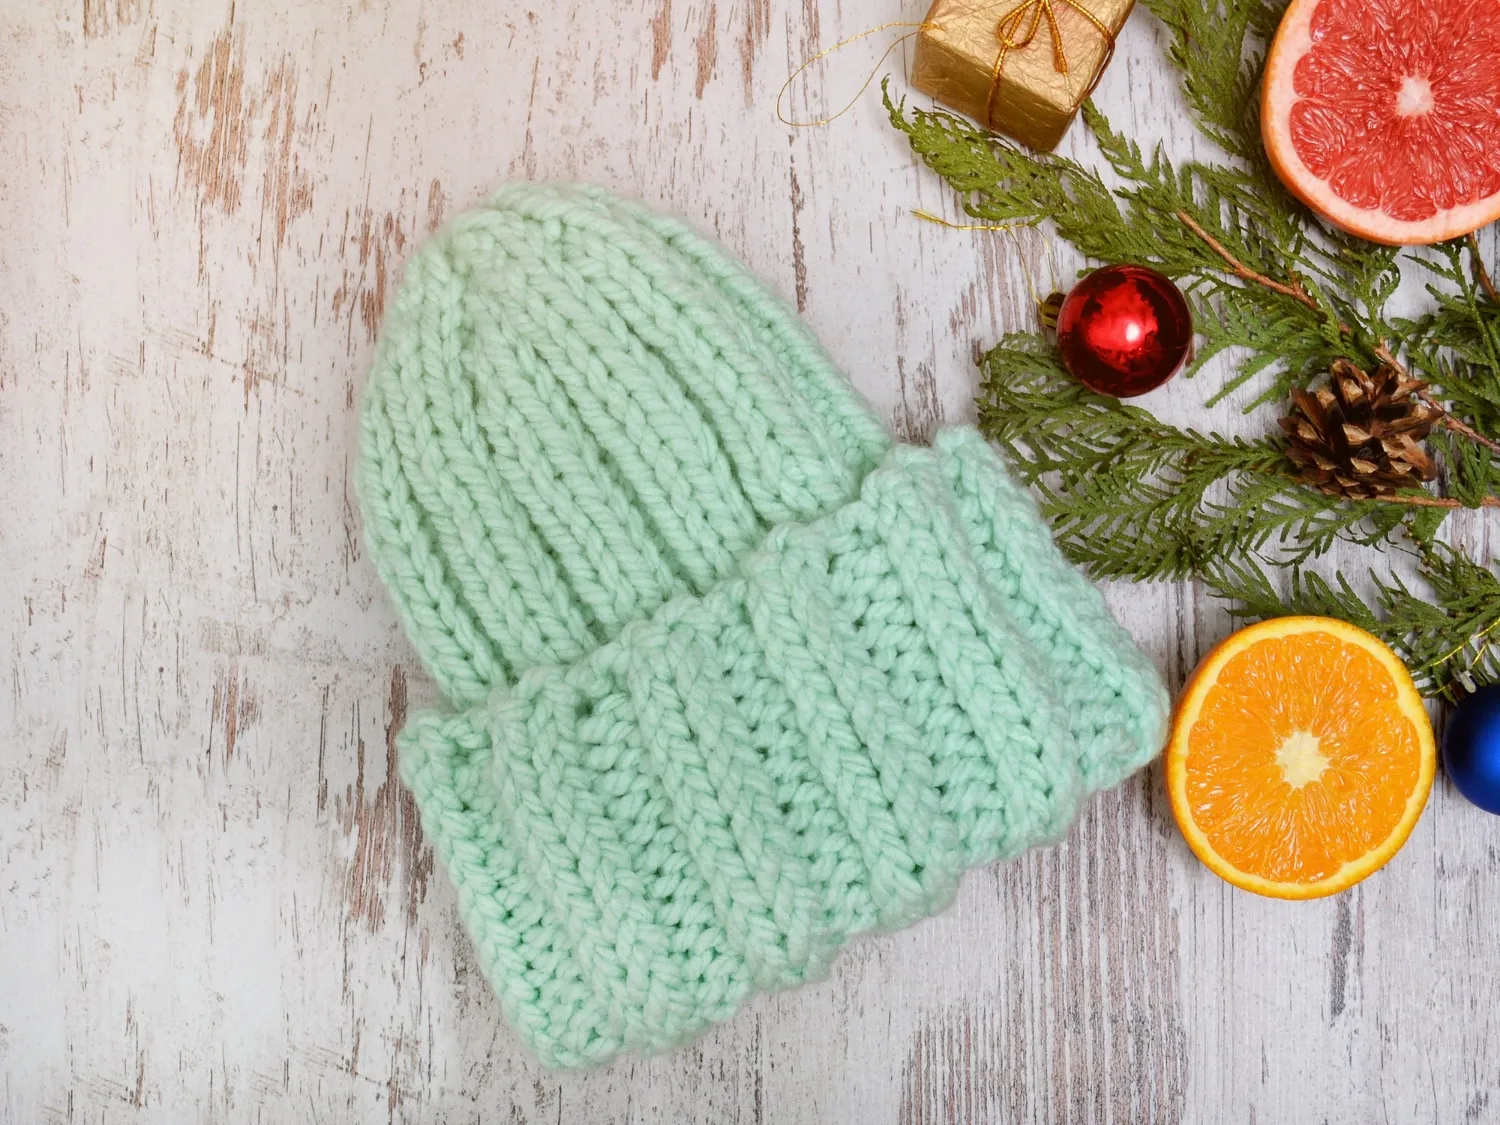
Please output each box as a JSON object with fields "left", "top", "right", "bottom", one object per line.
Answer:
{"left": 1049, "top": 265, "right": 1193, "bottom": 398}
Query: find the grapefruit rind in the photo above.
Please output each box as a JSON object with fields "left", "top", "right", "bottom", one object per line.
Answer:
{"left": 1166, "top": 616, "right": 1436, "bottom": 900}
{"left": 1261, "top": 0, "right": 1500, "bottom": 247}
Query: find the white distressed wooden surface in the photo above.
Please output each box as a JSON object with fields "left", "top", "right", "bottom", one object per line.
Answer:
{"left": 2, "top": 1, "right": 1497, "bottom": 1121}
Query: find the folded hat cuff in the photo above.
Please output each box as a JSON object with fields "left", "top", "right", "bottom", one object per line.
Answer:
{"left": 399, "top": 427, "right": 1165, "bottom": 1067}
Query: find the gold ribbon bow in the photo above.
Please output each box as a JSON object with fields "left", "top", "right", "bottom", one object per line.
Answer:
{"left": 986, "top": 0, "right": 1118, "bottom": 128}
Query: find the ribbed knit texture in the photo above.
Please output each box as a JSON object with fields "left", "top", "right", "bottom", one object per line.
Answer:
{"left": 357, "top": 183, "right": 1170, "bottom": 1068}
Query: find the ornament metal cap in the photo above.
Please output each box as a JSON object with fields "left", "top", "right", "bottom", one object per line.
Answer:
{"left": 1038, "top": 290, "right": 1066, "bottom": 332}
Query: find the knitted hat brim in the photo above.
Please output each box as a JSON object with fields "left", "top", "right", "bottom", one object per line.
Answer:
{"left": 400, "top": 430, "right": 1166, "bottom": 1068}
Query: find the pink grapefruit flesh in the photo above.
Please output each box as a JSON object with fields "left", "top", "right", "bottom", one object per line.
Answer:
{"left": 1262, "top": 0, "right": 1500, "bottom": 246}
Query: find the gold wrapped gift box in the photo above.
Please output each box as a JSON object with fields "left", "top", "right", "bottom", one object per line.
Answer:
{"left": 911, "top": 0, "right": 1134, "bottom": 151}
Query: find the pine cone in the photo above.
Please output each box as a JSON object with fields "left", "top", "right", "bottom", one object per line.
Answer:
{"left": 1280, "top": 359, "right": 1441, "bottom": 500}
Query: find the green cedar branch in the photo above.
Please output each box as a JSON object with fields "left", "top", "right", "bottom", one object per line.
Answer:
{"left": 974, "top": 339, "right": 1480, "bottom": 579}
{"left": 1173, "top": 209, "right": 1500, "bottom": 459}
{"left": 1208, "top": 549, "right": 1500, "bottom": 699}
{"left": 890, "top": 0, "right": 1500, "bottom": 696}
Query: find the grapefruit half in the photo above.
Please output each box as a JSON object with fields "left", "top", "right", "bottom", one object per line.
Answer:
{"left": 1262, "top": 0, "right": 1500, "bottom": 246}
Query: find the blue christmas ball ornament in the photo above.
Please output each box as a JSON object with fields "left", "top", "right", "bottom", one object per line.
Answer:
{"left": 1442, "top": 685, "right": 1500, "bottom": 815}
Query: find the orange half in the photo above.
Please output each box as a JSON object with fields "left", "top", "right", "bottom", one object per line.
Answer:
{"left": 1167, "top": 616, "right": 1435, "bottom": 899}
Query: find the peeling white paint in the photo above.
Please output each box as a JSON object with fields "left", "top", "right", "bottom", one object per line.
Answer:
{"left": 1, "top": 1, "right": 1497, "bottom": 1121}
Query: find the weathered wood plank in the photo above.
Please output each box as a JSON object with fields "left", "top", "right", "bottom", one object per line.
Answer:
{"left": 2, "top": 1, "right": 1497, "bottom": 1121}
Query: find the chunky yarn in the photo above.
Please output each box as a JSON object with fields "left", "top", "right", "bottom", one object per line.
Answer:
{"left": 357, "top": 183, "right": 1169, "bottom": 1068}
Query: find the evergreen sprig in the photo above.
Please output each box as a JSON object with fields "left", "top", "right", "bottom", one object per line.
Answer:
{"left": 886, "top": 0, "right": 1500, "bottom": 698}
{"left": 977, "top": 340, "right": 1409, "bottom": 581}
{"left": 1207, "top": 546, "right": 1500, "bottom": 698}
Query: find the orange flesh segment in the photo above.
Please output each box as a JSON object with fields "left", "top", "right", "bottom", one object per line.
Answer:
{"left": 1185, "top": 630, "right": 1423, "bottom": 884}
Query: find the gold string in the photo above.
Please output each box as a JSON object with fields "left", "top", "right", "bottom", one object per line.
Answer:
{"left": 911, "top": 209, "right": 1052, "bottom": 318}
{"left": 910, "top": 209, "right": 1018, "bottom": 233}
{"left": 776, "top": 21, "right": 941, "bottom": 128}
{"left": 985, "top": 0, "right": 1118, "bottom": 129}
{"left": 1425, "top": 614, "right": 1500, "bottom": 677}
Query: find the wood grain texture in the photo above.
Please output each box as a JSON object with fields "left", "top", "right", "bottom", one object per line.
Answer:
{"left": 1, "top": 1, "right": 1497, "bottom": 1121}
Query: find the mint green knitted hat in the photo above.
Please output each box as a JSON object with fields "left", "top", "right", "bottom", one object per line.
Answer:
{"left": 357, "top": 183, "right": 1169, "bottom": 1069}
